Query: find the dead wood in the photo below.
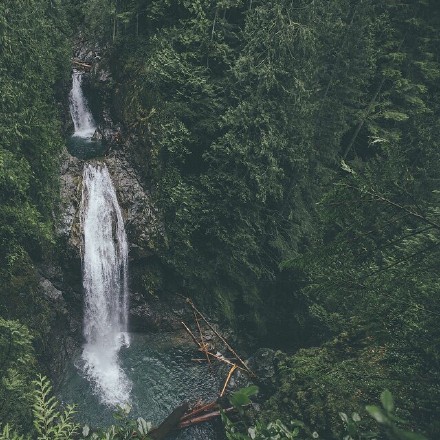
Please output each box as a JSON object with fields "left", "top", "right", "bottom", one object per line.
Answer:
{"left": 148, "top": 402, "right": 189, "bottom": 440}
{"left": 181, "top": 321, "right": 202, "bottom": 348}
{"left": 194, "top": 310, "right": 212, "bottom": 368}
{"left": 179, "top": 401, "right": 218, "bottom": 422}
{"left": 184, "top": 298, "right": 255, "bottom": 377}
{"left": 220, "top": 364, "right": 237, "bottom": 397}
{"left": 178, "top": 407, "right": 234, "bottom": 429}
{"left": 72, "top": 60, "right": 92, "bottom": 70}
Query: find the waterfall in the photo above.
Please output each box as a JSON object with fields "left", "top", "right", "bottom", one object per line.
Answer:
{"left": 68, "top": 66, "right": 130, "bottom": 406}
{"left": 80, "top": 163, "right": 131, "bottom": 406}
{"left": 69, "top": 71, "right": 96, "bottom": 139}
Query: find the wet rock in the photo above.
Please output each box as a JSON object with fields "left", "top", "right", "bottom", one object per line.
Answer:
{"left": 105, "top": 152, "right": 166, "bottom": 257}
{"left": 129, "top": 293, "right": 182, "bottom": 332}
{"left": 102, "top": 127, "right": 115, "bottom": 141}
{"left": 91, "top": 128, "right": 103, "bottom": 141}
{"left": 97, "top": 68, "right": 111, "bottom": 82}
{"left": 37, "top": 273, "right": 82, "bottom": 383}
{"left": 247, "top": 348, "right": 278, "bottom": 395}
{"left": 40, "top": 277, "right": 63, "bottom": 302}
{"left": 57, "top": 149, "right": 84, "bottom": 255}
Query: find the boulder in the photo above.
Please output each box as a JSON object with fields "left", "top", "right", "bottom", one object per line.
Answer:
{"left": 39, "top": 277, "right": 63, "bottom": 303}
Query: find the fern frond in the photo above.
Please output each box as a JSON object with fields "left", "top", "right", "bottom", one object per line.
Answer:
{"left": 52, "top": 405, "right": 79, "bottom": 439}
{"left": 31, "top": 375, "right": 79, "bottom": 439}
{"left": 0, "top": 424, "right": 26, "bottom": 440}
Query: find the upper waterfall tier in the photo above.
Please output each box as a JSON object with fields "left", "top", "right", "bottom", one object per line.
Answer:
{"left": 69, "top": 71, "right": 96, "bottom": 139}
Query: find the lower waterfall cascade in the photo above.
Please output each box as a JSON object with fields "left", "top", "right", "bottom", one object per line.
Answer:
{"left": 79, "top": 163, "right": 131, "bottom": 406}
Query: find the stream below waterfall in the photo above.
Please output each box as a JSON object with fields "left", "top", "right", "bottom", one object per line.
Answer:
{"left": 63, "top": 69, "right": 224, "bottom": 439}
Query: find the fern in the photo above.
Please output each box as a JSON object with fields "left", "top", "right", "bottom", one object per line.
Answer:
{"left": 0, "top": 424, "right": 27, "bottom": 440}
{"left": 32, "top": 375, "right": 79, "bottom": 440}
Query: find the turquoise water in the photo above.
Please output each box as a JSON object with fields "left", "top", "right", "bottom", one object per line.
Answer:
{"left": 58, "top": 332, "right": 224, "bottom": 439}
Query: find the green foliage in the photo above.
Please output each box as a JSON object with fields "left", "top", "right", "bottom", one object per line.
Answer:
{"left": 222, "top": 412, "right": 307, "bottom": 440}
{"left": 224, "top": 388, "right": 427, "bottom": 440}
{"left": 100, "top": 0, "right": 386, "bottom": 334}
{"left": 32, "top": 375, "right": 79, "bottom": 440}
{"left": 0, "top": 0, "right": 69, "bottom": 321}
{"left": 0, "top": 318, "right": 36, "bottom": 432}
{"left": 46, "top": 1, "right": 440, "bottom": 439}
{"left": 230, "top": 385, "right": 259, "bottom": 408}
{"left": 365, "top": 390, "right": 428, "bottom": 440}
{"left": 90, "top": 0, "right": 439, "bottom": 348}
{"left": 0, "top": 425, "right": 26, "bottom": 440}
{"left": 1, "top": 376, "right": 156, "bottom": 440}
{"left": 337, "top": 390, "right": 428, "bottom": 440}
{"left": 223, "top": 384, "right": 309, "bottom": 440}
{"left": 85, "top": 404, "right": 153, "bottom": 440}
{"left": 0, "top": 0, "right": 70, "bottom": 431}
{"left": 271, "top": 2, "right": 440, "bottom": 436}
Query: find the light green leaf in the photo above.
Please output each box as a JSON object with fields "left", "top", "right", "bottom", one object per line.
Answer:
{"left": 339, "top": 412, "right": 349, "bottom": 423}
{"left": 380, "top": 390, "right": 394, "bottom": 413}
{"left": 366, "top": 405, "right": 388, "bottom": 424}
{"left": 229, "top": 386, "right": 259, "bottom": 408}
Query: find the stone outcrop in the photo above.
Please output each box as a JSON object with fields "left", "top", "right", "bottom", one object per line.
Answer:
{"left": 105, "top": 151, "right": 166, "bottom": 258}
{"left": 57, "top": 149, "right": 84, "bottom": 255}
{"left": 37, "top": 271, "right": 82, "bottom": 382}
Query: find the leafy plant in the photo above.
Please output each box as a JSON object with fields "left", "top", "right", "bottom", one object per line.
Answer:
{"left": 0, "top": 319, "right": 36, "bottom": 432}
{"left": 0, "top": 424, "right": 26, "bottom": 440}
{"left": 222, "top": 410, "right": 306, "bottom": 440}
{"left": 223, "top": 385, "right": 311, "bottom": 439}
{"left": 230, "top": 386, "right": 259, "bottom": 409}
{"left": 365, "top": 391, "right": 428, "bottom": 440}
{"left": 32, "top": 375, "right": 79, "bottom": 440}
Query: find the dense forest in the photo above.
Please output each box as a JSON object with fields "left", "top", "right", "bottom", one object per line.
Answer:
{"left": 1, "top": 0, "right": 439, "bottom": 439}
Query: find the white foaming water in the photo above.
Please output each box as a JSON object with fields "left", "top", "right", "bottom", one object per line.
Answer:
{"left": 80, "top": 163, "right": 131, "bottom": 406}
{"left": 69, "top": 71, "right": 96, "bottom": 138}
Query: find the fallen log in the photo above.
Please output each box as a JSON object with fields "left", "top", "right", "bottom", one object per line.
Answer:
{"left": 205, "top": 350, "right": 247, "bottom": 372}
{"left": 179, "top": 401, "right": 218, "bottom": 422}
{"left": 72, "top": 60, "right": 92, "bottom": 70}
{"left": 178, "top": 407, "right": 235, "bottom": 429}
{"left": 148, "top": 402, "right": 189, "bottom": 440}
{"left": 181, "top": 321, "right": 202, "bottom": 348}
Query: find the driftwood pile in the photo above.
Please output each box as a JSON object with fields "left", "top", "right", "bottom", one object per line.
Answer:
{"left": 148, "top": 297, "right": 256, "bottom": 439}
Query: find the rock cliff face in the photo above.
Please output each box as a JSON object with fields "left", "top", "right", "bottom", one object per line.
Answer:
{"left": 105, "top": 151, "right": 166, "bottom": 258}
{"left": 37, "top": 274, "right": 81, "bottom": 380}
{"left": 58, "top": 150, "right": 83, "bottom": 255}
{"left": 49, "top": 41, "right": 190, "bottom": 385}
